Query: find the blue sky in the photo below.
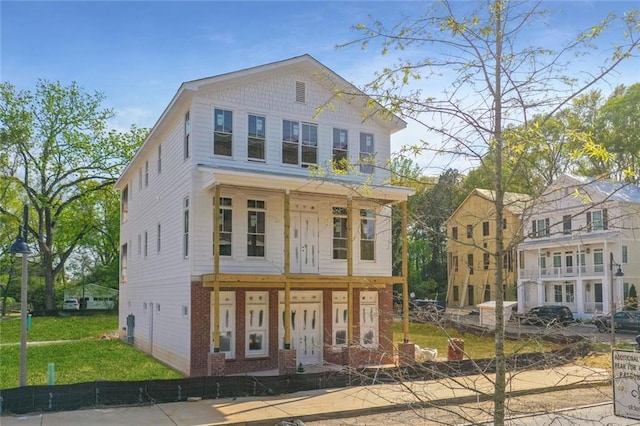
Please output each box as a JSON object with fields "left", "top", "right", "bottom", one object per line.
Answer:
{"left": 2, "top": 1, "right": 638, "bottom": 174}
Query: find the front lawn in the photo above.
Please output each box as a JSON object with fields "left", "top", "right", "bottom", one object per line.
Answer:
{"left": 393, "top": 322, "right": 556, "bottom": 358}
{"left": 0, "top": 314, "right": 118, "bottom": 343}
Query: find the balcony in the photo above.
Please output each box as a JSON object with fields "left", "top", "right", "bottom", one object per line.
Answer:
{"left": 519, "top": 264, "right": 605, "bottom": 280}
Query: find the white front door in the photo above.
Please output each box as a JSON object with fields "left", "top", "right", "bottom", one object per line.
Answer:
{"left": 290, "top": 212, "right": 318, "bottom": 274}
{"left": 289, "top": 303, "right": 322, "bottom": 365}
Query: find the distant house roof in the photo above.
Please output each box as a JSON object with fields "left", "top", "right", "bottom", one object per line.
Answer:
{"left": 570, "top": 175, "right": 640, "bottom": 203}
{"left": 446, "top": 188, "right": 531, "bottom": 224}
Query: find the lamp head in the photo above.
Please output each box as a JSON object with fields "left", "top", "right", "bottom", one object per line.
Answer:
{"left": 615, "top": 265, "right": 624, "bottom": 277}
{"left": 9, "top": 235, "right": 30, "bottom": 255}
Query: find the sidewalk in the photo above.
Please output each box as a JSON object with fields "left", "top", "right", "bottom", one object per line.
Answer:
{"left": 1, "top": 365, "right": 611, "bottom": 426}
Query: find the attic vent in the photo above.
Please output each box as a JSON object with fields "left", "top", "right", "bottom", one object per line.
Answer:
{"left": 295, "top": 81, "right": 306, "bottom": 103}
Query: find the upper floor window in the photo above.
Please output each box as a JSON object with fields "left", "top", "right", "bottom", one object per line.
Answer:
{"left": 483, "top": 252, "right": 490, "bottom": 270}
{"left": 503, "top": 218, "right": 507, "bottom": 229}
{"left": 332, "top": 207, "right": 348, "bottom": 260}
{"left": 248, "top": 114, "right": 266, "bottom": 161}
{"left": 452, "top": 255, "right": 459, "bottom": 272}
{"left": 282, "top": 120, "right": 317, "bottom": 167}
{"left": 532, "top": 218, "right": 549, "bottom": 237}
{"left": 593, "top": 248, "right": 604, "bottom": 273}
{"left": 214, "top": 108, "right": 233, "bottom": 157}
{"left": 466, "top": 224, "right": 473, "bottom": 239}
{"left": 563, "top": 215, "right": 572, "bottom": 234}
{"left": 183, "top": 197, "right": 190, "bottom": 258}
{"left": 360, "top": 209, "right": 375, "bottom": 261}
{"left": 332, "top": 128, "right": 349, "bottom": 171}
{"left": 138, "top": 167, "right": 143, "bottom": 190}
{"left": 622, "top": 245, "right": 628, "bottom": 263}
{"left": 359, "top": 133, "right": 375, "bottom": 173}
{"left": 144, "top": 160, "right": 149, "bottom": 187}
{"left": 121, "top": 185, "right": 129, "bottom": 222}
{"left": 120, "top": 243, "right": 128, "bottom": 283}
{"left": 247, "top": 200, "right": 265, "bottom": 257}
{"left": 467, "top": 253, "right": 474, "bottom": 275}
{"left": 143, "top": 231, "right": 148, "bottom": 257}
{"left": 482, "top": 221, "right": 490, "bottom": 236}
{"left": 157, "top": 145, "right": 162, "bottom": 174}
{"left": 451, "top": 226, "right": 458, "bottom": 240}
{"left": 216, "top": 197, "right": 233, "bottom": 256}
{"left": 184, "top": 111, "right": 191, "bottom": 160}
{"left": 157, "top": 223, "right": 162, "bottom": 254}
{"left": 587, "top": 209, "right": 607, "bottom": 232}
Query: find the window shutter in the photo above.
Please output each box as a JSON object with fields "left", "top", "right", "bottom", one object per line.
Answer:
{"left": 295, "top": 81, "right": 305, "bottom": 103}
{"left": 545, "top": 218, "right": 550, "bottom": 235}
{"left": 603, "top": 208, "right": 608, "bottom": 230}
{"left": 586, "top": 212, "right": 592, "bottom": 232}
{"left": 532, "top": 220, "right": 537, "bottom": 237}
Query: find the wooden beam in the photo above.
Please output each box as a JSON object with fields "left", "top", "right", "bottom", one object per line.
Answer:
{"left": 402, "top": 200, "right": 409, "bottom": 344}
{"left": 213, "top": 185, "right": 221, "bottom": 352}
{"left": 203, "top": 273, "right": 404, "bottom": 285}
{"left": 284, "top": 190, "right": 291, "bottom": 349}
{"left": 347, "top": 197, "right": 354, "bottom": 345}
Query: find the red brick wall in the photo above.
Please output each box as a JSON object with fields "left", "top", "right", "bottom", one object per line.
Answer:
{"left": 191, "top": 284, "right": 397, "bottom": 376}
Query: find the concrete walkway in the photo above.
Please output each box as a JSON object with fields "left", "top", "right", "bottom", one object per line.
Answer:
{"left": 1, "top": 365, "right": 611, "bottom": 426}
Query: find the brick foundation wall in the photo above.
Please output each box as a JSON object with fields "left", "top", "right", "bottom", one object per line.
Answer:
{"left": 190, "top": 281, "right": 211, "bottom": 376}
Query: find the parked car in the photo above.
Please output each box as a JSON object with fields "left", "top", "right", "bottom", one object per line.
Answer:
{"left": 515, "top": 305, "right": 574, "bottom": 326}
{"left": 392, "top": 294, "right": 446, "bottom": 321}
{"left": 63, "top": 298, "right": 80, "bottom": 311}
{"left": 594, "top": 311, "right": 640, "bottom": 333}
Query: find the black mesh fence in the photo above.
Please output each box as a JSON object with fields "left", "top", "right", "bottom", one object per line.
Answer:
{"left": 0, "top": 348, "right": 580, "bottom": 415}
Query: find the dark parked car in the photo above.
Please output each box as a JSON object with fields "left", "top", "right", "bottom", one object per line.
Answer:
{"left": 516, "top": 305, "right": 574, "bottom": 326}
{"left": 594, "top": 311, "right": 640, "bottom": 333}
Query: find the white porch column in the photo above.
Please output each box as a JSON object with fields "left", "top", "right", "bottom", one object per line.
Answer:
{"left": 575, "top": 278, "right": 584, "bottom": 316}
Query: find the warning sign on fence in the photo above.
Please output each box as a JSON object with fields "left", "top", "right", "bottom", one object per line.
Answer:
{"left": 613, "top": 350, "right": 640, "bottom": 420}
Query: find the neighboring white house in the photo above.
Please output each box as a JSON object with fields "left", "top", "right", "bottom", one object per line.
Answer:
{"left": 63, "top": 284, "right": 118, "bottom": 310}
{"left": 115, "top": 55, "right": 413, "bottom": 377}
{"left": 517, "top": 175, "right": 640, "bottom": 320}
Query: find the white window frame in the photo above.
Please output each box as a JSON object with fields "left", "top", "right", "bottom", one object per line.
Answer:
{"left": 121, "top": 185, "right": 129, "bottom": 222}
{"left": 245, "top": 291, "right": 268, "bottom": 358}
{"left": 247, "top": 199, "right": 266, "bottom": 258}
{"left": 248, "top": 114, "right": 266, "bottom": 162}
{"left": 359, "top": 132, "right": 375, "bottom": 174}
{"left": 332, "top": 291, "right": 348, "bottom": 349}
{"left": 360, "top": 291, "right": 379, "bottom": 349}
{"left": 157, "top": 144, "right": 162, "bottom": 174}
{"left": 360, "top": 209, "right": 375, "bottom": 261}
{"left": 184, "top": 111, "right": 191, "bottom": 160}
{"left": 332, "top": 128, "right": 348, "bottom": 171}
{"left": 212, "top": 291, "right": 236, "bottom": 359}
{"left": 332, "top": 207, "right": 348, "bottom": 260}
{"left": 144, "top": 160, "right": 149, "bottom": 187}
{"left": 216, "top": 197, "right": 233, "bottom": 257}
{"left": 183, "top": 197, "right": 190, "bottom": 258}
{"left": 120, "top": 243, "right": 128, "bottom": 283}
{"left": 213, "top": 108, "right": 233, "bottom": 157}
{"left": 282, "top": 120, "right": 317, "bottom": 167}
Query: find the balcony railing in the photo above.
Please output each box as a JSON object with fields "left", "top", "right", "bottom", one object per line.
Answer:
{"left": 519, "top": 264, "right": 605, "bottom": 279}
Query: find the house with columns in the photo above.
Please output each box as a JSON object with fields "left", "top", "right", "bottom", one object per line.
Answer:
{"left": 115, "top": 55, "right": 415, "bottom": 377}
{"left": 517, "top": 175, "right": 640, "bottom": 320}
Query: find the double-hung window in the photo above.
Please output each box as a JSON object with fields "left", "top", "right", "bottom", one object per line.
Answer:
{"left": 216, "top": 197, "right": 233, "bottom": 256}
{"left": 593, "top": 248, "right": 604, "bottom": 273}
{"left": 482, "top": 221, "right": 490, "bottom": 236}
{"left": 332, "top": 207, "right": 348, "bottom": 260}
{"left": 282, "top": 120, "right": 317, "bottom": 167}
{"left": 451, "top": 226, "right": 458, "bottom": 240}
{"left": 587, "top": 209, "right": 607, "bottom": 232}
{"left": 247, "top": 200, "right": 265, "bottom": 257}
{"left": 360, "top": 209, "right": 375, "bottom": 261}
{"left": 248, "top": 114, "right": 266, "bottom": 161}
{"left": 332, "top": 128, "right": 348, "bottom": 171}
{"left": 214, "top": 108, "right": 233, "bottom": 157}
{"left": 532, "top": 218, "right": 549, "bottom": 237}
{"left": 562, "top": 215, "right": 572, "bottom": 234}
{"left": 184, "top": 111, "right": 191, "bottom": 159}
{"left": 359, "top": 132, "right": 375, "bottom": 173}
{"left": 183, "top": 197, "right": 190, "bottom": 258}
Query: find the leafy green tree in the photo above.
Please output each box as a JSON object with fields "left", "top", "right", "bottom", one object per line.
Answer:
{"left": 343, "top": 1, "right": 639, "bottom": 423}
{"left": 0, "top": 80, "right": 144, "bottom": 312}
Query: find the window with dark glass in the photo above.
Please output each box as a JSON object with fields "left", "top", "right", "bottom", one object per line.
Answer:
{"left": 332, "top": 128, "right": 348, "bottom": 171}
{"left": 360, "top": 209, "right": 375, "bottom": 261}
{"left": 563, "top": 215, "right": 572, "bottom": 234}
{"left": 451, "top": 226, "right": 458, "bottom": 240}
{"left": 359, "top": 132, "right": 375, "bottom": 173}
{"left": 214, "top": 108, "right": 233, "bottom": 156}
{"left": 333, "top": 207, "right": 348, "bottom": 260}
{"left": 248, "top": 114, "right": 266, "bottom": 161}
{"left": 467, "top": 254, "right": 474, "bottom": 275}
{"left": 483, "top": 253, "right": 490, "bottom": 270}
{"left": 184, "top": 111, "right": 190, "bottom": 159}
{"left": 215, "top": 197, "right": 232, "bottom": 256}
{"left": 482, "top": 221, "right": 489, "bottom": 236}
{"left": 247, "top": 200, "right": 265, "bottom": 257}
{"left": 466, "top": 224, "right": 473, "bottom": 238}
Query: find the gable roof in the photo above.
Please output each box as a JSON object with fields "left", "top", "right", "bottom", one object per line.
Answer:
{"left": 115, "top": 54, "right": 406, "bottom": 188}
{"left": 445, "top": 188, "right": 531, "bottom": 225}
{"left": 541, "top": 174, "right": 640, "bottom": 205}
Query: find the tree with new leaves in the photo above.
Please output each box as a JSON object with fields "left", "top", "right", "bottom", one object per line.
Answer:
{"left": 0, "top": 80, "right": 145, "bottom": 311}
{"left": 340, "top": 1, "right": 639, "bottom": 423}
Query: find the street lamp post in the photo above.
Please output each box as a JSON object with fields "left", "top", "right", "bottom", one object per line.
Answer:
{"left": 609, "top": 252, "right": 624, "bottom": 348}
{"left": 9, "top": 205, "right": 31, "bottom": 387}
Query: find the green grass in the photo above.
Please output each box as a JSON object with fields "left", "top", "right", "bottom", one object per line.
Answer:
{"left": 0, "top": 314, "right": 182, "bottom": 389}
{"left": 393, "top": 322, "right": 555, "bottom": 359}
{"left": 0, "top": 340, "right": 183, "bottom": 389}
{"left": 0, "top": 314, "right": 119, "bottom": 343}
